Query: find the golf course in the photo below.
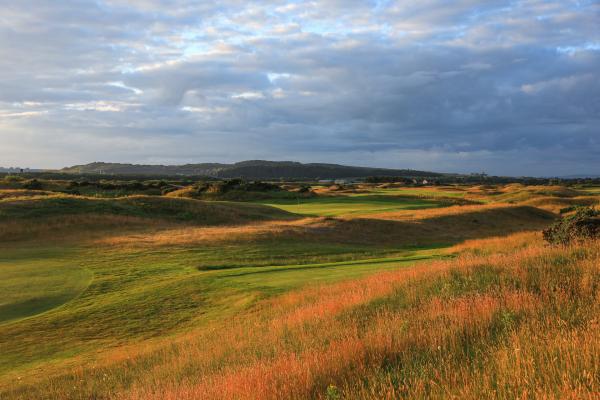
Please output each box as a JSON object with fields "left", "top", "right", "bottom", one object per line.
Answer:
{"left": 0, "top": 178, "right": 598, "bottom": 399}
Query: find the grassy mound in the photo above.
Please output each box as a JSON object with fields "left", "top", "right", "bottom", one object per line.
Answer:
{"left": 491, "top": 185, "right": 588, "bottom": 204}
{"left": 310, "top": 205, "right": 555, "bottom": 246}
{"left": 523, "top": 195, "right": 599, "bottom": 212}
{"left": 0, "top": 195, "right": 297, "bottom": 241}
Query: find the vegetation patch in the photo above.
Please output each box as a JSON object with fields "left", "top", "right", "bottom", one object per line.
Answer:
{"left": 0, "top": 182, "right": 598, "bottom": 398}
{"left": 167, "top": 179, "right": 315, "bottom": 201}
{"left": 543, "top": 206, "right": 600, "bottom": 245}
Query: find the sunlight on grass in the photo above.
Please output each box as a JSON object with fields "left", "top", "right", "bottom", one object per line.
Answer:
{"left": 257, "top": 195, "right": 443, "bottom": 216}
{"left": 0, "top": 183, "right": 598, "bottom": 399}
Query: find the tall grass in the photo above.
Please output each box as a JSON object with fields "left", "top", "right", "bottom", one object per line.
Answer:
{"left": 5, "top": 233, "right": 598, "bottom": 399}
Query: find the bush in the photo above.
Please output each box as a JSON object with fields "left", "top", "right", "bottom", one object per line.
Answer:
{"left": 543, "top": 207, "right": 600, "bottom": 245}
{"left": 22, "top": 179, "right": 43, "bottom": 190}
{"left": 194, "top": 180, "right": 281, "bottom": 195}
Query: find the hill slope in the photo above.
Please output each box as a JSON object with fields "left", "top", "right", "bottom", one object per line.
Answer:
{"left": 60, "top": 160, "right": 444, "bottom": 179}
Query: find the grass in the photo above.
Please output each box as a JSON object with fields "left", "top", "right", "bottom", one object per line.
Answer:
{"left": 361, "top": 186, "right": 468, "bottom": 198}
{"left": 0, "top": 252, "right": 92, "bottom": 324}
{"left": 0, "top": 241, "right": 442, "bottom": 384}
{"left": 580, "top": 186, "right": 600, "bottom": 194}
{"left": 0, "top": 183, "right": 598, "bottom": 398}
{"left": 5, "top": 233, "right": 598, "bottom": 399}
{"left": 0, "top": 194, "right": 297, "bottom": 242}
{"left": 0, "top": 195, "right": 295, "bottom": 223}
{"left": 256, "top": 195, "right": 444, "bottom": 217}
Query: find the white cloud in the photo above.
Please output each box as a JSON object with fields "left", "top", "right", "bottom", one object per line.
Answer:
{"left": 231, "top": 91, "right": 265, "bottom": 100}
{"left": 63, "top": 101, "right": 138, "bottom": 112}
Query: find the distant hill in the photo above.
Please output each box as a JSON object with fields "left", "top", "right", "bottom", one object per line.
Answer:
{"left": 60, "top": 160, "right": 445, "bottom": 180}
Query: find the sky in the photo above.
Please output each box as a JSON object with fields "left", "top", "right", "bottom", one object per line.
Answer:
{"left": 0, "top": 1, "right": 599, "bottom": 176}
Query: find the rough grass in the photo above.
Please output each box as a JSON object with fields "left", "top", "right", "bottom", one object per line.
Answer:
{"left": 3, "top": 234, "right": 597, "bottom": 399}
{"left": 0, "top": 195, "right": 294, "bottom": 222}
{"left": 488, "top": 185, "right": 588, "bottom": 204}
{"left": 0, "top": 195, "right": 296, "bottom": 241}
{"left": 92, "top": 204, "right": 554, "bottom": 252}
{"left": 120, "top": 236, "right": 600, "bottom": 400}
{"left": 523, "top": 195, "right": 599, "bottom": 213}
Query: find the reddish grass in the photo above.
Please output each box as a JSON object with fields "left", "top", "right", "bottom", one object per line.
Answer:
{"left": 112, "top": 236, "right": 599, "bottom": 400}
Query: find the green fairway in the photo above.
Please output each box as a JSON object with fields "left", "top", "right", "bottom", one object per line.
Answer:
{"left": 257, "top": 194, "right": 443, "bottom": 216}
{"left": 216, "top": 250, "right": 444, "bottom": 290}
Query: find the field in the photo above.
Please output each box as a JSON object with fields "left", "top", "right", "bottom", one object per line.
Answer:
{"left": 0, "top": 179, "right": 598, "bottom": 399}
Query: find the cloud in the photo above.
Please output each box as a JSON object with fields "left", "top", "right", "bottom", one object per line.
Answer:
{"left": 0, "top": 0, "right": 598, "bottom": 176}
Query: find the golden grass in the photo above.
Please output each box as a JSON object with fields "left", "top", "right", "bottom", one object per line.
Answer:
{"left": 123, "top": 237, "right": 600, "bottom": 399}
{"left": 0, "top": 194, "right": 296, "bottom": 243}
{"left": 93, "top": 204, "right": 554, "bottom": 250}
{"left": 523, "top": 196, "right": 599, "bottom": 213}
{"left": 368, "top": 203, "right": 511, "bottom": 220}
{"left": 10, "top": 233, "right": 596, "bottom": 399}
{"left": 164, "top": 186, "right": 196, "bottom": 198}
{"left": 95, "top": 218, "right": 317, "bottom": 247}
{"left": 114, "top": 235, "right": 599, "bottom": 400}
{"left": 449, "top": 231, "right": 540, "bottom": 255}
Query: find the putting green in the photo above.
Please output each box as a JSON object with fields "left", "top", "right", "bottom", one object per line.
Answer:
{"left": 0, "top": 261, "right": 92, "bottom": 324}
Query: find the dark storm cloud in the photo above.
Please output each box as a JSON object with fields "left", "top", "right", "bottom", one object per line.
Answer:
{"left": 0, "top": 0, "right": 598, "bottom": 175}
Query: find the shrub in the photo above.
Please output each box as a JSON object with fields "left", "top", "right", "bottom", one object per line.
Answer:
{"left": 195, "top": 180, "right": 281, "bottom": 195}
{"left": 22, "top": 179, "right": 43, "bottom": 190}
{"left": 543, "top": 206, "right": 600, "bottom": 245}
